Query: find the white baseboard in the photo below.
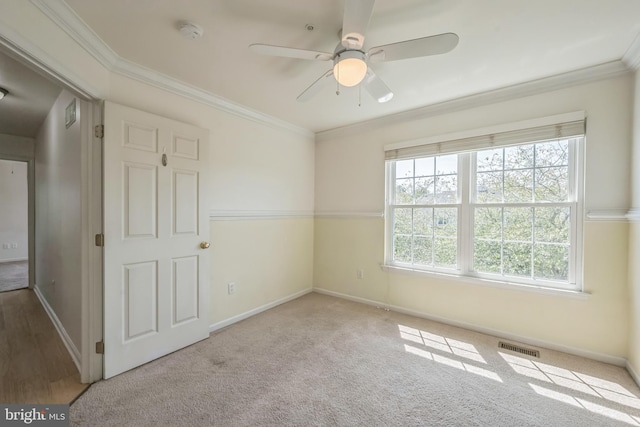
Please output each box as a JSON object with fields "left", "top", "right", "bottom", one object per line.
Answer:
{"left": 209, "top": 288, "right": 313, "bottom": 333}
{"left": 33, "top": 285, "right": 81, "bottom": 373}
{"left": 312, "top": 287, "right": 627, "bottom": 367}
{"left": 0, "top": 257, "right": 28, "bottom": 263}
{"left": 627, "top": 361, "right": 640, "bottom": 386}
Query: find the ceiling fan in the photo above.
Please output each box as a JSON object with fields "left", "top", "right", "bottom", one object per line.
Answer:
{"left": 249, "top": 0, "right": 459, "bottom": 103}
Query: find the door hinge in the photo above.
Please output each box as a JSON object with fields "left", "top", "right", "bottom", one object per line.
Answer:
{"left": 95, "top": 341, "right": 104, "bottom": 354}
{"left": 94, "top": 124, "right": 104, "bottom": 139}
{"left": 95, "top": 233, "right": 104, "bottom": 247}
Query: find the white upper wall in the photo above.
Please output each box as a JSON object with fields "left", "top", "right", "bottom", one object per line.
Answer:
{"left": 0, "top": 159, "right": 28, "bottom": 262}
{"left": 316, "top": 75, "right": 634, "bottom": 215}
{"left": 107, "top": 73, "right": 315, "bottom": 215}
{"left": 35, "top": 89, "right": 85, "bottom": 349}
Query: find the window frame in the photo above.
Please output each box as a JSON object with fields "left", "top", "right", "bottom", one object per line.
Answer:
{"left": 384, "top": 136, "right": 584, "bottom": 292}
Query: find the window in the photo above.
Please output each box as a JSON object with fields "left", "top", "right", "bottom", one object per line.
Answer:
{"left": 385, "top": 117, "right": 584, "bottom": 291}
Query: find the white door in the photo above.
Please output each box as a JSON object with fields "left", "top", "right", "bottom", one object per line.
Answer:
{"left": 103, "top": 101, "right": 210, "bottom": 378}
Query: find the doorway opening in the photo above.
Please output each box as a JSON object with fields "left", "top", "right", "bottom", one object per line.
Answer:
{"left": 0, "top": 159, "right": 28, "bottom": 292}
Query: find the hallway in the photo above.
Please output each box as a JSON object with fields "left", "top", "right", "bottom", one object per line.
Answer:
{"left": 0, "top": 288, "right": 88, "bottom": 403}
{"left": 0, "top": 260, "right": 28, "bottom": 292}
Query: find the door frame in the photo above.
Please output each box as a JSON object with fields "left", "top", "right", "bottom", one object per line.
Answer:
{"left": 0, "top": 33, "right": 104, "bottom": 383}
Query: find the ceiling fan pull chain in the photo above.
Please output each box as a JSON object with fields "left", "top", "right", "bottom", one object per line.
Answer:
{"left": 358, "top": 84, "right": 362, "bottom": 107}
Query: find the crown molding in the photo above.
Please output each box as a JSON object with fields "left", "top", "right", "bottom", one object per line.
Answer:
{"left": 623, "top": 33, "right": 640, "bottom": 71}
{"left": 30, "top": 0, "right": 314, "bottom": 139}
{"left": 316, "top": 61, "right": 630, "bottom": 142}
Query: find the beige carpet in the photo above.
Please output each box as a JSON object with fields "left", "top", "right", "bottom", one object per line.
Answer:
{"left": 0, "top": 260, "right": 28, "bottom": 292}
{"left": 71, "top": 293, "right": 640, "bottom": 426}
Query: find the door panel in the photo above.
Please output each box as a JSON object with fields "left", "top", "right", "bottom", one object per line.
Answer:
{"left": 103, "top": 101, "right": 210, "bottom": 378}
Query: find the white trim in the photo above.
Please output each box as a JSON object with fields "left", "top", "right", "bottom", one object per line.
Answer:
{"left": 29, "top": 0, "right": 313, "bottom": 139}
{"left": 33, "top": 285, "right": 82, "bottom": 372}
{"left": 380, "top": 264, "right": 590, "bottom": 300}
{"left": 627, "top": 209, "right": 640, "bottom": 222}
{"left": 312, "top": 288, "right": 624, "bottom": 367}
{"left": 314, "top": 211, "right": 384, "bottom": 219}
{"left": 0, "top": 257, "right": 28, "bottom": 263}
{"left": 209, "top": 288, "right": 312, "bottom": 333}
{"left": 0, "top": 26, "right": 101, "bottom": 100}
{"left": 623, "top": 33, "right": 640, "bottom": 70}
{"left": 316, "top": 61, "right": 628, "bottom": 142}
{"left": 209, "top": 210, "right": 315, "bottom": 221}
{"left": 585, "top": 209, "right": 631, "bottom": 222}
{"left": 627, "top": 361, "right": 640, "bottom": 388}
{"left": 383, "top": 111, "right": 585, "bottom": 153}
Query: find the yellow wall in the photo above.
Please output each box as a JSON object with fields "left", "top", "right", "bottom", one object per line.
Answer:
{"left": 210, "top": 218, "right": 314, "bottom": 324}
{"left": 315, "top": 218, "right": 629, "bottom": 360}
{"left": 627, "top": 71, "right": 640, "bottom": 378}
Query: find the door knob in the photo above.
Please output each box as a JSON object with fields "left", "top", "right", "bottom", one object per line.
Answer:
{"left": 200, "top": 241, "right": 210, "bottom": 249}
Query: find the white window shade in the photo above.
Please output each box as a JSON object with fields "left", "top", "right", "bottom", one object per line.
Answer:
{"left": 384, "top": 116, "right": 585, "bottom": 161}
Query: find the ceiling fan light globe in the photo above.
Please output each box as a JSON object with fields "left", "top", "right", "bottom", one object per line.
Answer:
{"left": 333, "top": 52, "right": 367, "bottom": 87}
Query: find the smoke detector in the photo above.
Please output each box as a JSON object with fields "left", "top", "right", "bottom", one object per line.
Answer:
{"left": 179, "top": 22, "right": 204, "bottom": 40}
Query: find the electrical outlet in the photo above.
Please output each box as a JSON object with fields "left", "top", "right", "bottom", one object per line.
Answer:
{"left": 1, "top": 243, "right": 8, "bottom": 249}
{"left": 228, "top": 282, "right": 236, "bottom": 295}
{"left": 357, "top": 269, "right": 364, "bottom": 280}
{"left": 51, "top": 280, "right": 55, "bottom": 286}
{"left": 11, "top": 243, "right": 17, "bottom": 249}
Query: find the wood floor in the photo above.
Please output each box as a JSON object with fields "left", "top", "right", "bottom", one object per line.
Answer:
{"left": 0, "top": 289, "right": 89, "bottom": 404}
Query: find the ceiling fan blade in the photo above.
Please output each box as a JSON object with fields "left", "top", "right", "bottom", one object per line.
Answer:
{"left": 250, "top": 44, "right": 332, "bottom": 61}
{"left": 363, "top": 69, "right": 393, "bottom": 103}
{"left": 368, "top": 33, "right": 459, "bottom": 63}
{"left": 341, "top": 0, "right": 375, "bottom": 50}
{"left": 297, "top": 70, "right": 335, "bottom": 102}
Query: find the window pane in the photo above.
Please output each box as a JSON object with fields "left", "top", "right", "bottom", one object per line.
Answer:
{"left": 535, "top": 166, "right": 568, "bottom": 202}
{"left": 436, "top": 154, "right": 458, "bottom": 174}
{"left": 476, "top": 171, "right": 503, "bottom": 203}
{"left": 395, "top": 178, "right": 414, "bottom": 204}
{"left": 394, "top": 235, "right": 412, "bottom": 263}
{"left": 503, "top": 242, "right": 532, "bottom": 277}
{"left": 474, "top": 207, "right": 502, "bottom": 240}
{"left": 415, "top": 177, "right": 435, "bottom": 204}
{"left": 413, "top": 236, "right": 433, "bottom": 266}
{"left": 394, "top": 208, "right": 412, "bottom": 235}
{"left": 434, "top": 208, "right": 457, "bottom": 237}
{"left": 413, "top": 208, "right": 433, "bottom": 236}
{"left": 536, "top": 140, "right": 568, "bottom": 167}
{"left": 415, "top": 157, "right": 434, "bottom": 177}
{"left": 435, "top": 175, "right": 457, "bottom": 203}
{"left": 534, "top": 244, "right": 569, "bottom": 281}
{"left": 396, "top": 159, "right": 413, "bottom": 178}
{"left": 477, "top": 148, "right": 503, "bottom": 171}
{"left": 434, "top": 238, "right": 457, "bottom": 268}
{"left": 474, "top": 241, "right": 501, "bottom": 274}
{"left": 504, "top": 169, "right": 533, "bottom": 203}
{"left": 505, "top": 145, "right": 534, "bottom": 169}
{"left": 504, "top": 207, "right": 532, "bottom": 241}
{"left": 535, "top": 207, "right": 570, "bottom": 244}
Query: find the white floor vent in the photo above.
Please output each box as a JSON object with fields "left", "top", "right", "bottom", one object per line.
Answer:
{"left": 498, "top": 341, "right": 540, "bottom": 358}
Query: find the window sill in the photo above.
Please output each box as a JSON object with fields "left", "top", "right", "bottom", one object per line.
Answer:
{"left": 380, "top": 264, "right": 590, "bottom": 300}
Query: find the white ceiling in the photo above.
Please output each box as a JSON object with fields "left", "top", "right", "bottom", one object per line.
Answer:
{"left": 62, "top": 0, "right": 640, "bottom": 133}
{"left": 0, "top": 50, "right": 62, "bottom": 138}
{"left": 33, "top": 0, "right": 640, "bottom": 133}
